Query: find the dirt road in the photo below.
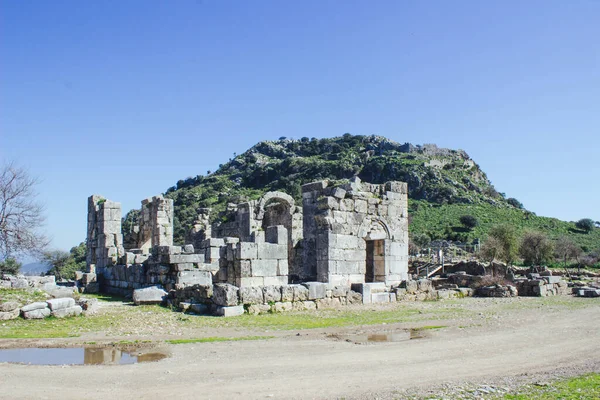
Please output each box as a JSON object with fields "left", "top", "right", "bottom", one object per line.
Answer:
{"left": 1, "top": 299, "right": 599, "bottom": 399}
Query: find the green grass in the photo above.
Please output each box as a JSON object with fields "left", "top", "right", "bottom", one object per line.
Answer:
{"left": 410, "top": 200, "right": 600, "bottom": 251}
{"left": 504, "top": 373, "right": 600, "bottom": 399}
{"left": 0, "top": 314, "right": 120, "bottom": 339}
{"left": 166, "top": 335, "right": 274, "bottom": 344}
{"left": 0, "top": 288, "right": 48, "bottom": 305}
{"left": 178, "top": 307, "right": 427, "bottom": 331}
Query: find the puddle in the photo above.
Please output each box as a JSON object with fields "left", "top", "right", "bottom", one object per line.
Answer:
{"left": 334, "top": 329, "right": 427, "bottom": 344}
{"left": 0, "top": 347, "right": 168, "bottom": 365}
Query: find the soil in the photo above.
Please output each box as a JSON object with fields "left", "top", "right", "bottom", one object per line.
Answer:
{"left": 1, "top": 296, "right": 599, "bottom": 399}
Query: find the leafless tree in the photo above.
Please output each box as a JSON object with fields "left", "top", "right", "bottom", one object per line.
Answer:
{"left": 0, "top": 161, "right": 49, "bottom": 259}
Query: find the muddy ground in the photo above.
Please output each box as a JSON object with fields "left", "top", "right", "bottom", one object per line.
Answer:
{"left": 0, "top": 296, "right": 599, "bottom": 399}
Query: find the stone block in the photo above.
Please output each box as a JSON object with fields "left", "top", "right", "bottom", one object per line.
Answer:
{"left": 263, "top": 285, "right": 282, "bottom": 303}
{"left": 281, "top": 285, "right": 295, "bottom": 302}
{"left": 316, "top": 297, "right": 342, "bottom": 309}
{"left": 82, "top": 273, "right": 97, "bottom": 284}
{"left": 332, "top": 286, "right": 350, "bottom": 297}
{"left": 237, "top": 242, "right": 258, "bottom": 259}
{"left": 251, "top": 259, "right": 279, "bottom": 277}
{"left": 273, "top": 302, "right": 293, "bottom": 313}
{"left": 266, "top": 225, "right": 288, "bottom": 245}
{"left": 236, "top": 277, "right": 265, "bottom": 287}
{"left": 166, "top": 254, "right": 204, "bottom": 264}
{"left": 302, "top": 181, "right": 328, "bottom": 192}
{"left": 354, "top": 199, "right": 368, "bottom": 213}
{"left": 247, "top": 304, "right": 271, "bottom": 315}
{"left": 52, "top": 305, "right": 83, "bottom": 318}
{"left": 263, "top": 276, "right": 288, "bottom": 286}
{"left": 384, "top": 181, "right": 407, "bottom": 193}
{"left": 183, "top": 244, "right": 194, "bottom": 253}
{"left": 292, "top": 284, "right": 309, "bottom": 301}
{"left": 277, "top": 259, "right": 289, "bottom": 276}
{"left": 417, "top": 279, "right": 433, "bottom": 292}
{"left": 239, "top": 286, "right": 264, "bottom": 304}
{"left": 12, "top": 279, "right": 29, "bottom": 289}
{"left": 544, "top": 276, "right": 562, "bottom": 284}
{"left": 22, "top": 307, "right": 51, "bottom": 319}
{"left": 332, "top": 187, "right": 346, "bottom": 199}
{"left": 21, "top": 302, "right": 49, "bottom": 313}
{"left": 0, "top": 301, "right": 21, "bottom": 312}
{"left": 302, "top": 282, "right": 327, "bottom": 300}
{"left": 46, "top": 298, "right": 76, "bottom": 311}
{"left": 257, "top": 243, "right": 287, "bottom": 260}
{"left": 213, "top": 305, "right": 244, "bottom": 317}
{"left": 318, "top": 196, "right": 339, "bottom": 211}
{"left": 177, "top": 271, "right": 212, "bottom": 286}
{"left": 371, "top": 293, "right": 390, "bottom": 303}
{"left": 213, "top": 283, "right": 239, "bottom": 306}
{"left": 0, "top": 309, "right": 20, "bottom": 320}
{"left": 132, "top": 286, "right": 167, "bottom": 305}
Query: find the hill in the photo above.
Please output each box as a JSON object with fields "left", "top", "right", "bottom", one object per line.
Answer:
{"left": 123, "top": 134, "right": 599, "bottom": 252}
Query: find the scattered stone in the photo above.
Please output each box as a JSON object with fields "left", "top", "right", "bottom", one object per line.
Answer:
{"left": 213, "top": 283, "right": 239, "bottom": 306}
{"left": 132, "top": 286, "right": 168, "bottom": 305}
{"left": 0, "top": 301, "right": 21, "bottom": 312}
{"left": 52, "top": 305, "right": 83, "bottom": 318}
{"left": 21, "top": 302, "right": 49, "bottom": 313}
{"left": 213, "top": 305, "right": 244, "bottom": 317}
{"left": 47, "top": 297, "right": 76, "bottom": 311}
{"left": 22, "top": 307, "right": 51, "bottom": 319}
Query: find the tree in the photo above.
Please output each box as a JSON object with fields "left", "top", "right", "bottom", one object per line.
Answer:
{"left": 484, "top": 224, "right": 519, "bottom": 266}
{"left": 411, "top": 233, "right": 431, "bottom": 249}
{"left": 43, "top": 242, "right": 86, "bottom": 281}
{"left": 459, "top": 215, "right": 478, "bottom": 230}
{"left": 518, "top": 231, "right": 554, "bottom": 266}
{"left": 575, "top": 218, "right": 595, "bottom": 233}
{"left": 507, "top": 197, "right": 524, "bottom": 209}
{"left": 555, "top": 236, "right": 582, "bottom": 271}
{"left": 0, "top": 162, "right": 49, "bottom": 260}
{"left": 0, "top": 257, "right": 21, "bottom": 275}
{"left": 480, "top": 236, "right": 501, "bottom": 263}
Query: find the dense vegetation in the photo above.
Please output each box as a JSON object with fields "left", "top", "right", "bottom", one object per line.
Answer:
{"left": 122, "top": 134, "right": 598, "bottom": 256}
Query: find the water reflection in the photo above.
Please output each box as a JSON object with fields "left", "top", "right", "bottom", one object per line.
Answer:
{"left": 0, "top": 347, "right": 167, "bottom": 365}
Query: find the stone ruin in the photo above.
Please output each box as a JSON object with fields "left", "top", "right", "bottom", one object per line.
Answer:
{"left": 83, "top": 178, "right": 410, "bottom": 314}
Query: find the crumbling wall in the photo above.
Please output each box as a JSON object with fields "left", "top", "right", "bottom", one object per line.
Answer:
{"left": 86, "top": 195, "right": 124, "bottom": 272}
{"left": 302, "top": 178, "right": 409, "bottom": 286}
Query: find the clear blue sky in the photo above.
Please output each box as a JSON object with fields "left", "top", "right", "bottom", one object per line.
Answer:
{"left": 1, "top": 0, "right": 598, "bottom": 257}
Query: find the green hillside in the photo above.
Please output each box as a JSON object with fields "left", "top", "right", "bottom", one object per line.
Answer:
{"left": 122, "top": 134, "right": 598, "bottom": 252}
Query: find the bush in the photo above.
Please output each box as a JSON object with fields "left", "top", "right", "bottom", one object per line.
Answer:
{"left": 576, "top": 218, "right": 595, "bottom": 233}
{"left": 519, "top": 231, "right": 554, "bottom": 266}
{"left": 0, "top": 258, "right": 21, "bottom": 275}
{"left": 507, "top": 197, "right": 523, "bottom": 209}
{"left": 459, "top": 215, "right": 478, "bottom": 229}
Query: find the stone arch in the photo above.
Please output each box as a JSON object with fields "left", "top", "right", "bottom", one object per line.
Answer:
{"left": 255, "top": 191, "right": 295, "bottom": 221}
{"left": 358, "top": 216, "right": 391, "bottom": 240}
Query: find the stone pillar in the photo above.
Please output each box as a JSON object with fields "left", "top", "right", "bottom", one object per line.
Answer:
{"left": 86, "top": 195, "right": 124, "bottom": 272}
{"left": 150, "top": 195, "right": 174, "bottom": 247}
{"left": 137, "top": 198, "right": 153, "bottom": 253}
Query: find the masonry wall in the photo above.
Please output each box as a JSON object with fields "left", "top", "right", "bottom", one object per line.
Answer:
{"left": 302, "top": 179, "right": 409, "bottom": 286}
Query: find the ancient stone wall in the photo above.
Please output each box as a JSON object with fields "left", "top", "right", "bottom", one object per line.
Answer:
{"left": 302, "top": 178, "right": 409, "bottom": 286}
{"left": 86, "top": 195, "right": 124, "bottom": 271}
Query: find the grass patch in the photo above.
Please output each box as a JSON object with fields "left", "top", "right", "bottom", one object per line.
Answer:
{"left": 0, "top": 313, "right": 121, "bottom": 339}
{"left": 504, "top": 373, "right": 600, "bottom": 399}
{"left": 0, "top": 288, "right": 48, "bottom": 305}
{"left": 166, "top": 335, "right": 274, "bottom": 344}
